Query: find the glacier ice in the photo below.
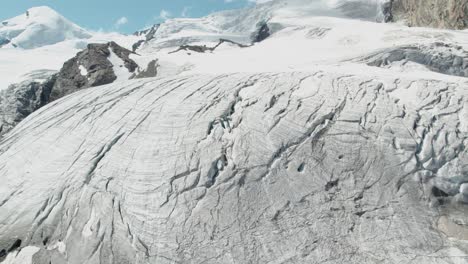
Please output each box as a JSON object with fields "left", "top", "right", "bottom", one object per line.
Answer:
{"left": 0, "top": 70, "right": 466, "bottom": 263}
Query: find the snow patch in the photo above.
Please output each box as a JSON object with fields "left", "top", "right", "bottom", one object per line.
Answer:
{"left": 46, "top": 240, "right": 66, "bottom": 254}
{"left": 1, "top": 246, "right": 40, "bottom": 264}
{"left": 389, "top": 82, "right": 421, "bottom": 108}
{"left": 78, "top": 65, "right": 87, "bottom": 76}
{"left": 108, "top": 49, "right": 132, "bottom": 81}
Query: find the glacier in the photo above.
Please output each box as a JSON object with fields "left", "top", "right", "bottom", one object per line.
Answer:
{"left": 0, "top": 1, "right": 467, "bottom": 264}
{"left": 0, "top": 70, "right": 466, "bottom": 264}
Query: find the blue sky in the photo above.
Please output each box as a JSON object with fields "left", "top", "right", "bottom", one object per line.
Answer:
{"left": 0, "top": 0, "right": 255, "bottom": 33}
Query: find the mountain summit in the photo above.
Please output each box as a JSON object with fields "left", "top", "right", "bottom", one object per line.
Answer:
{"left": 0, "top": 6, "right": 91, "bottom": 49}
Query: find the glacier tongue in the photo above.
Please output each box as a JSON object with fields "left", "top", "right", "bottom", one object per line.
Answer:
{"left": 0, "top": 69, "right": 466, "bottom": 263}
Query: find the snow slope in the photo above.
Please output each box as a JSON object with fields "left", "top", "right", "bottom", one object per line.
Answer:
{"left": 0, "top": 6, "right": 91, "bottom": 49}
{"left": 0, "top": 1, "right": 467, "bottom": 264}
{"left": 135, "top": 1, "right": 468, "bottom": 79}
{"left": 137, "top": 0, "right": 392, "bottom": 52}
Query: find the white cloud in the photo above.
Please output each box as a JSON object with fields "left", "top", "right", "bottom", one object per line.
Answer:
{"left": 159, "top": 9, "right": 172, "bottom": 20}
{"left": 114, "top": 17, "right": 128, "bottom": 28}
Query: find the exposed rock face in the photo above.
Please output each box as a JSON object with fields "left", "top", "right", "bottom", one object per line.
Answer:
{"left": 134, "top": 60, "right": 158, "bottom": 79}
{"left": 51, "top": 41, "right": 138, "bottom": 101}
{"left": 0, "top": 70, "right": 55, "bottom": 135}
{"left": 380, "top": 0, "right": 394, "bottom": 23}
{"left": 169, "top": 39, "right": 251, "bottom": 54}
{"left": 132, "top": 40, "right": 145, "bottom": 53}
{"left": 0, "top": 42, "right": 143, "bottom": 136}
{"left": 252, "top": 22, "right": 270, "bottom": 43}
{"left": 0, "top": 71, "right": 466, "bottom": 263}
{"left": 358, "top": 42, "right": 468, "bottom": 77}
{"left": 132, "top": 24, "right": 160, "bottom": 52}
{"left": 392, "top": 0, "right": 468, "bottom": 29}
{"left": 134, "top": 24, "right": 159, "bottom": 40}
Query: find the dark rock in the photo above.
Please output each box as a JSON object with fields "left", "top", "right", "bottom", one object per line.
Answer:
{"left": 109, "top": 41, "right": 138, "bottom": 72}
{"left": 0, "top": 249, "right": 6, "bottom": 261}
{"left": 50, "top": 41, "right": 137, "bottom": 101}
{"left": 169, "top": 44, "right": 213, "bottom": 54}
{"left": 0, "top": 42, "right": 145, "bottom": 136}
{"left": 132, "top": 40, "right": 145, "bottom": 52}
{"left": 432, "top": 186, "right": 449, "bottom": 198}
{"left": 7, "top": 239, "right": 21, "bottom": 252}
{"left": 132, "top": 24, "right": 160, "bottom": 52}
{"left": 133, "top": 24, "right": 159, "bottom": 41}
{"left": 169, "top": 38, "right": 251, "bottom": 54}
{"left": 135, "top": 59, "right": 158, "bottom": 79}
{"left": 381, "top": 0, "right": 394, "bottom": 23}
{"left": 252, "top": 22, "right": 270, "bottom": 43}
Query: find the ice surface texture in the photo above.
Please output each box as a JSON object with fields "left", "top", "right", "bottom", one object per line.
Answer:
{"left": 0, "top": 71, "right": 466, "bottom": 263}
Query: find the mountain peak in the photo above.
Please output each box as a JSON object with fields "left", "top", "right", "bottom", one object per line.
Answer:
{"left": 0, "top": 6, "right": 91, "bottom": 49}
{"left": 27, "top": 5, "right": 60, "bottom": 15}
{"left": 25, "top": 6, "right": 64, "bottom": 21}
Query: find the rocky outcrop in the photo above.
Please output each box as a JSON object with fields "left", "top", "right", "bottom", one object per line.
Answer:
{"left": 132, "top": 24, "right": 160, "bottom": 52}
{"left": 391, "top": 0, "right": 468, "bottom": 29}
{"left": 380, "top": 0, "right": 394, "bottom": 23}
{"left": 51, "top": 41, "right": 138, "bottom": 101}
{"left": 0, "top": 71, "right": 55, "bottom": 135}
{"left": 169, "top": 38, "right": 251, "bottom": 54}
{"left": 358, "top": 42, "right": 468, "bottom": 77}
{"left": 134, "top": 59, "right": 158, "bottom": 79}
{"left": 252, "top": 22, "right": 270, "bottom": 43}
{"left": 133, "top": 24, "right": 159, "bottom": 40}
{"left": 0, "top": 41, "right": 144, "bottom": 136}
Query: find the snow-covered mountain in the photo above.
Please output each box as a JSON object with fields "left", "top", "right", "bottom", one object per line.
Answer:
{"left": 0, "top": 6, "right": 91, "bottom": 49}
{"left": 0, "top": 7, "right": 141, "bottom": 94}
{"left": 133, "top": 0, "right": 468, "bottom": 77}
{"left": 135, "top": 0, "right": 390, "bottom": 52}
{"left": 0, "top": 1, "right": 467, "bottom": 264}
